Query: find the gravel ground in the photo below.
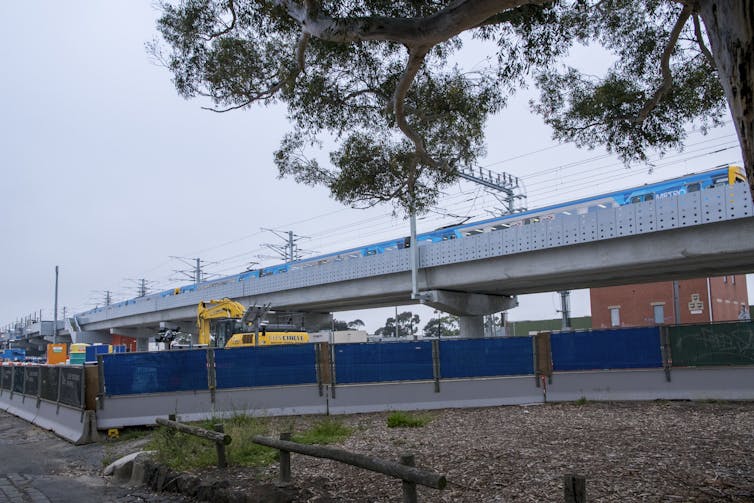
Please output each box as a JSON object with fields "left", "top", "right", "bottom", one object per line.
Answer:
{"left": 191, "top": 400, "right": 754, "bottom": 502}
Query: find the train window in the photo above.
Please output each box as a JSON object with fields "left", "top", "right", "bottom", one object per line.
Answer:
{"left": 687, "top": 182, "right": 701, "bottom": 192}
{"left": 630, "top": 196, "right": 642, "bottom": 204}
{"left": 644, "top": 193, "right": 654, "bottom": 201}
{"left": 365, "top": 249, "right": 377, "bottom": 256}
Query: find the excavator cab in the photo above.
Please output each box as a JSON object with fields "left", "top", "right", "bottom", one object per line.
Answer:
{"left": 211, "top": 318, "right": 249, "bottom": 348}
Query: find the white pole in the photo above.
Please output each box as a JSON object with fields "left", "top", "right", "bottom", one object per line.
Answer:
{"left": 410, "top": 211, "right": 419, "bottom": 300}
{"left": 53, "top": 265, "right": 59, "bottom": 344}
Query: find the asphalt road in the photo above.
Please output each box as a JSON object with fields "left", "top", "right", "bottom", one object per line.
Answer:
{"left": 0, "top": 410, "right": 191, "bottom": 503}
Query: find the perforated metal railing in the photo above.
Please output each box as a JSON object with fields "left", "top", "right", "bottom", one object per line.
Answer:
{"left": 76, "top": 183, "right": 752, "bottom": 325}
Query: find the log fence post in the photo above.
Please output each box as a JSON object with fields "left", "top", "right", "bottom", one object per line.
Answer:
{"left": 214, "top": 424, "right": 227, "bottom": 468}
{"left": 252, "top": 434, "right": 445, "bottom": 502}
{"left": 400, "top": 454, "right": 418, "bottom": 503}
{"left": 279, "top": 432, "right": 292, "bottom": 485}
{"left": 564, "top": 474, "right": 586, "bottom": 503}
{"left": 155, "top": 417, "right": 232, "bottom": 469}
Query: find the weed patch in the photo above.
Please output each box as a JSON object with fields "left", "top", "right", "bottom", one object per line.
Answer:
{"left": 293, "top": 418, "right": 352, "bottom": 445}
{"left": 387, "top": 411, "right": 430, "bottom": 428}
{"left": 146, "top": 415, "right": 276, "bottom": 470}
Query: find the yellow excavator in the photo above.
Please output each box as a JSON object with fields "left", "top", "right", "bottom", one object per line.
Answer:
{"left": 196, "top": 298, "right": 309, "bottom": 348}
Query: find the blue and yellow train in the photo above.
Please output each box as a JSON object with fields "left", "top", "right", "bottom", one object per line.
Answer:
{"left": 92, "top": 164, "right": 746, "bottom": 311}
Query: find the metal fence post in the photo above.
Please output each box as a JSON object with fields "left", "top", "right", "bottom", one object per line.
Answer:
{"left": 36, "top": 365, "right": 42, "bottom": 409}
{"left": 329, "top": 344, "right": 337, "bottom": 399}
{"left": 431, "top": 339, "right": 441, "bottom": 393}
{"left": 97, "top": 354, "right": 106, "bottom": 409}
{"left": 21, "top": 366, "right": 28, "bottom": 403}
{"left": 206, "top": 349, "right": 216, "bottom": 405}
{"left": 660, "top": 326, "right": 672, "bottom": 382}
{"left": 55, "top": 366, "right": 62, "bottom": 413}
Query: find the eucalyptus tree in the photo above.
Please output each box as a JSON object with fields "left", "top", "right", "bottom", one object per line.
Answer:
{"left": 152, "top": 0, "right": 753, "bottom": 213}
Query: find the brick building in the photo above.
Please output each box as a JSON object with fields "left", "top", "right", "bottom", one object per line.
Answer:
{"left": 590, "top": 275, "right": 749, "bottom": 329}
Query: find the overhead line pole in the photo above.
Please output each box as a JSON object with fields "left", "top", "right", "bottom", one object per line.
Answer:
{"left": 53, "top": 265, "right": 59, "bottom": 344}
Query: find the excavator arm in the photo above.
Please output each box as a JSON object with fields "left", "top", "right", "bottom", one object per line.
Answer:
{"left": 196, "top": 298, "right": 248, "bottom": 345}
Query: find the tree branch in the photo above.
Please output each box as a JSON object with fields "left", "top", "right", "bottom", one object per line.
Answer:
{"left": 200, "top": 81, "right": 285, "bottom": 112}
{"left": 207, "top": 0, "right": 237, "bottom": 39}
{"left": 274, "top": 0, "right": 548, "bottom": 46}
{"left": 296, "top": 31, "right": 311, "bottom": 73}
{"left": 634, "top": 4, "right": 692, "bottom": 123}
{"left": 393, "top": 47, "right": 435, "bottom": 170}
{"left": 692, "top": 13, "right": 715, "bottom": 67}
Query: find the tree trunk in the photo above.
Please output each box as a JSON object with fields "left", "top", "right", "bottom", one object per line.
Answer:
{"left": 698, "top": 1, "right": 754, "bottom": 200}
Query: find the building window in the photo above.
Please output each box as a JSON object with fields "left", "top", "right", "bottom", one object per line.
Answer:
{"left": 732, "top": 276, "right": 736, "bottom": 285}
{"left": 609, "top": 307, "right": 621, "bottom": 327}
{"left": 723, "top": 276, "right": 728, "bottom": 284}
{"left": 653, "top": 304, "right": 665, "bottom": 325}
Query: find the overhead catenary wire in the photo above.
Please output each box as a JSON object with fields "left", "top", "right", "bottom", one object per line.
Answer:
{"left": 124, "top": 124, "right": 742, "bottom": 295}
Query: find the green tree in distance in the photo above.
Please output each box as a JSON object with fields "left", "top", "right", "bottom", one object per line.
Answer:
{"left": 152, "top": 1, "right": 753, "bottom": 214}
{"left": 375, "top": 311, "right": 421, "bottom": 337}
{"left": 332, "top": 319, "right": 365, "bottom": 330}
{"left": 423, "top": 315, "right": 460, "bottom": 338}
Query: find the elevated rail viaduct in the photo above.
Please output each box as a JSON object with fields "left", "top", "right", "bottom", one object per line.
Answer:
{"left": 53, "top": 183, "right": 754, "bottom": 349}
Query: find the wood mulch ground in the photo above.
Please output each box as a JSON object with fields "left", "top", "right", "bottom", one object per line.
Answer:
{"left": 194, "top": 400, "right": 754, "bottom": 502}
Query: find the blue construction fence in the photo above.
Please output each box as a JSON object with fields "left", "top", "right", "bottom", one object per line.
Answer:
{"left": 98, "top": 325, "right": 684, "bottom": 396}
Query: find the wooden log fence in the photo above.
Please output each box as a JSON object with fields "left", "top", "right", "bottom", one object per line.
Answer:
{"left": 253, "top": 433, "right": 446, "bottom": 502}
{"left": 156, "top": 415, "right": 232, "bottom": 468}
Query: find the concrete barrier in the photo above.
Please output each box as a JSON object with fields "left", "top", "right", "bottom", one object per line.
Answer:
{"left": 327, "top": 375, "right": 543, "bottom": 415}
{"left": 95, "top": 383, "right": 327, "bottom": 430}
{"left": 0, "top": 386, "right": 96, "bottom": 444}
{"left": 545, "top": 367, "right": 754, "bottom": 402}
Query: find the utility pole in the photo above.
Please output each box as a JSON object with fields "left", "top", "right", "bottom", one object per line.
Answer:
{"left": 672, "top": 280, "right": 681, "bottom": 324}
{"left": 53, "top": 265, "right": 59, "bottom": 344}
{"left": 457, "top": 166, "right": 526, "bottom": 214}
{"left": 288, "top": 231, "right": 294, "bottom": 262}
{"left": 125, "top": 278, "right": 153, "bottom": 297}
{"left": 261, "top": 228, "right": 310, "bottom": 263}
{"left": 138, "top": 279, "right": 148, "bottom": 297}
{"left": 407, "top": 166, "right": 525, "bottom": 307}
{"left": 558, "top": 291, "right": 571, "bottom": 331}
{"left": 170, "top": 256, "right": 216, "bottom": 285}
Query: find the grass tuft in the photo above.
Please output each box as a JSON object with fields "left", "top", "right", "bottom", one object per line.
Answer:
{"left": 387, "top": 411, "right": 430, "bottom": 428}
{"left": 293, "top": 418, "right": 352, "bottom": 445}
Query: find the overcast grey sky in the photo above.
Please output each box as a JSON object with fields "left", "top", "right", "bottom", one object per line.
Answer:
{"left": 1, "top": 2, "right": 749, "bottom": 333}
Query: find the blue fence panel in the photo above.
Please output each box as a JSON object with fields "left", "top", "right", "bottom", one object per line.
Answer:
{"left": 439, "top": 337, "right": 534, "bottom": 378}
{"left": 86, "top": 344, "right": 111, "bottom": 363}
{"left": 551, "top": 327, "right": 662, "bottom": 371}
{"left": 334, "top": 341, "right": 434, "bottom": 384}
{"left": 214, "top": 344, "right": 317, "bottom": 389}
{"left": 102, "top": 350, "right": 208, "bottom": 395}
